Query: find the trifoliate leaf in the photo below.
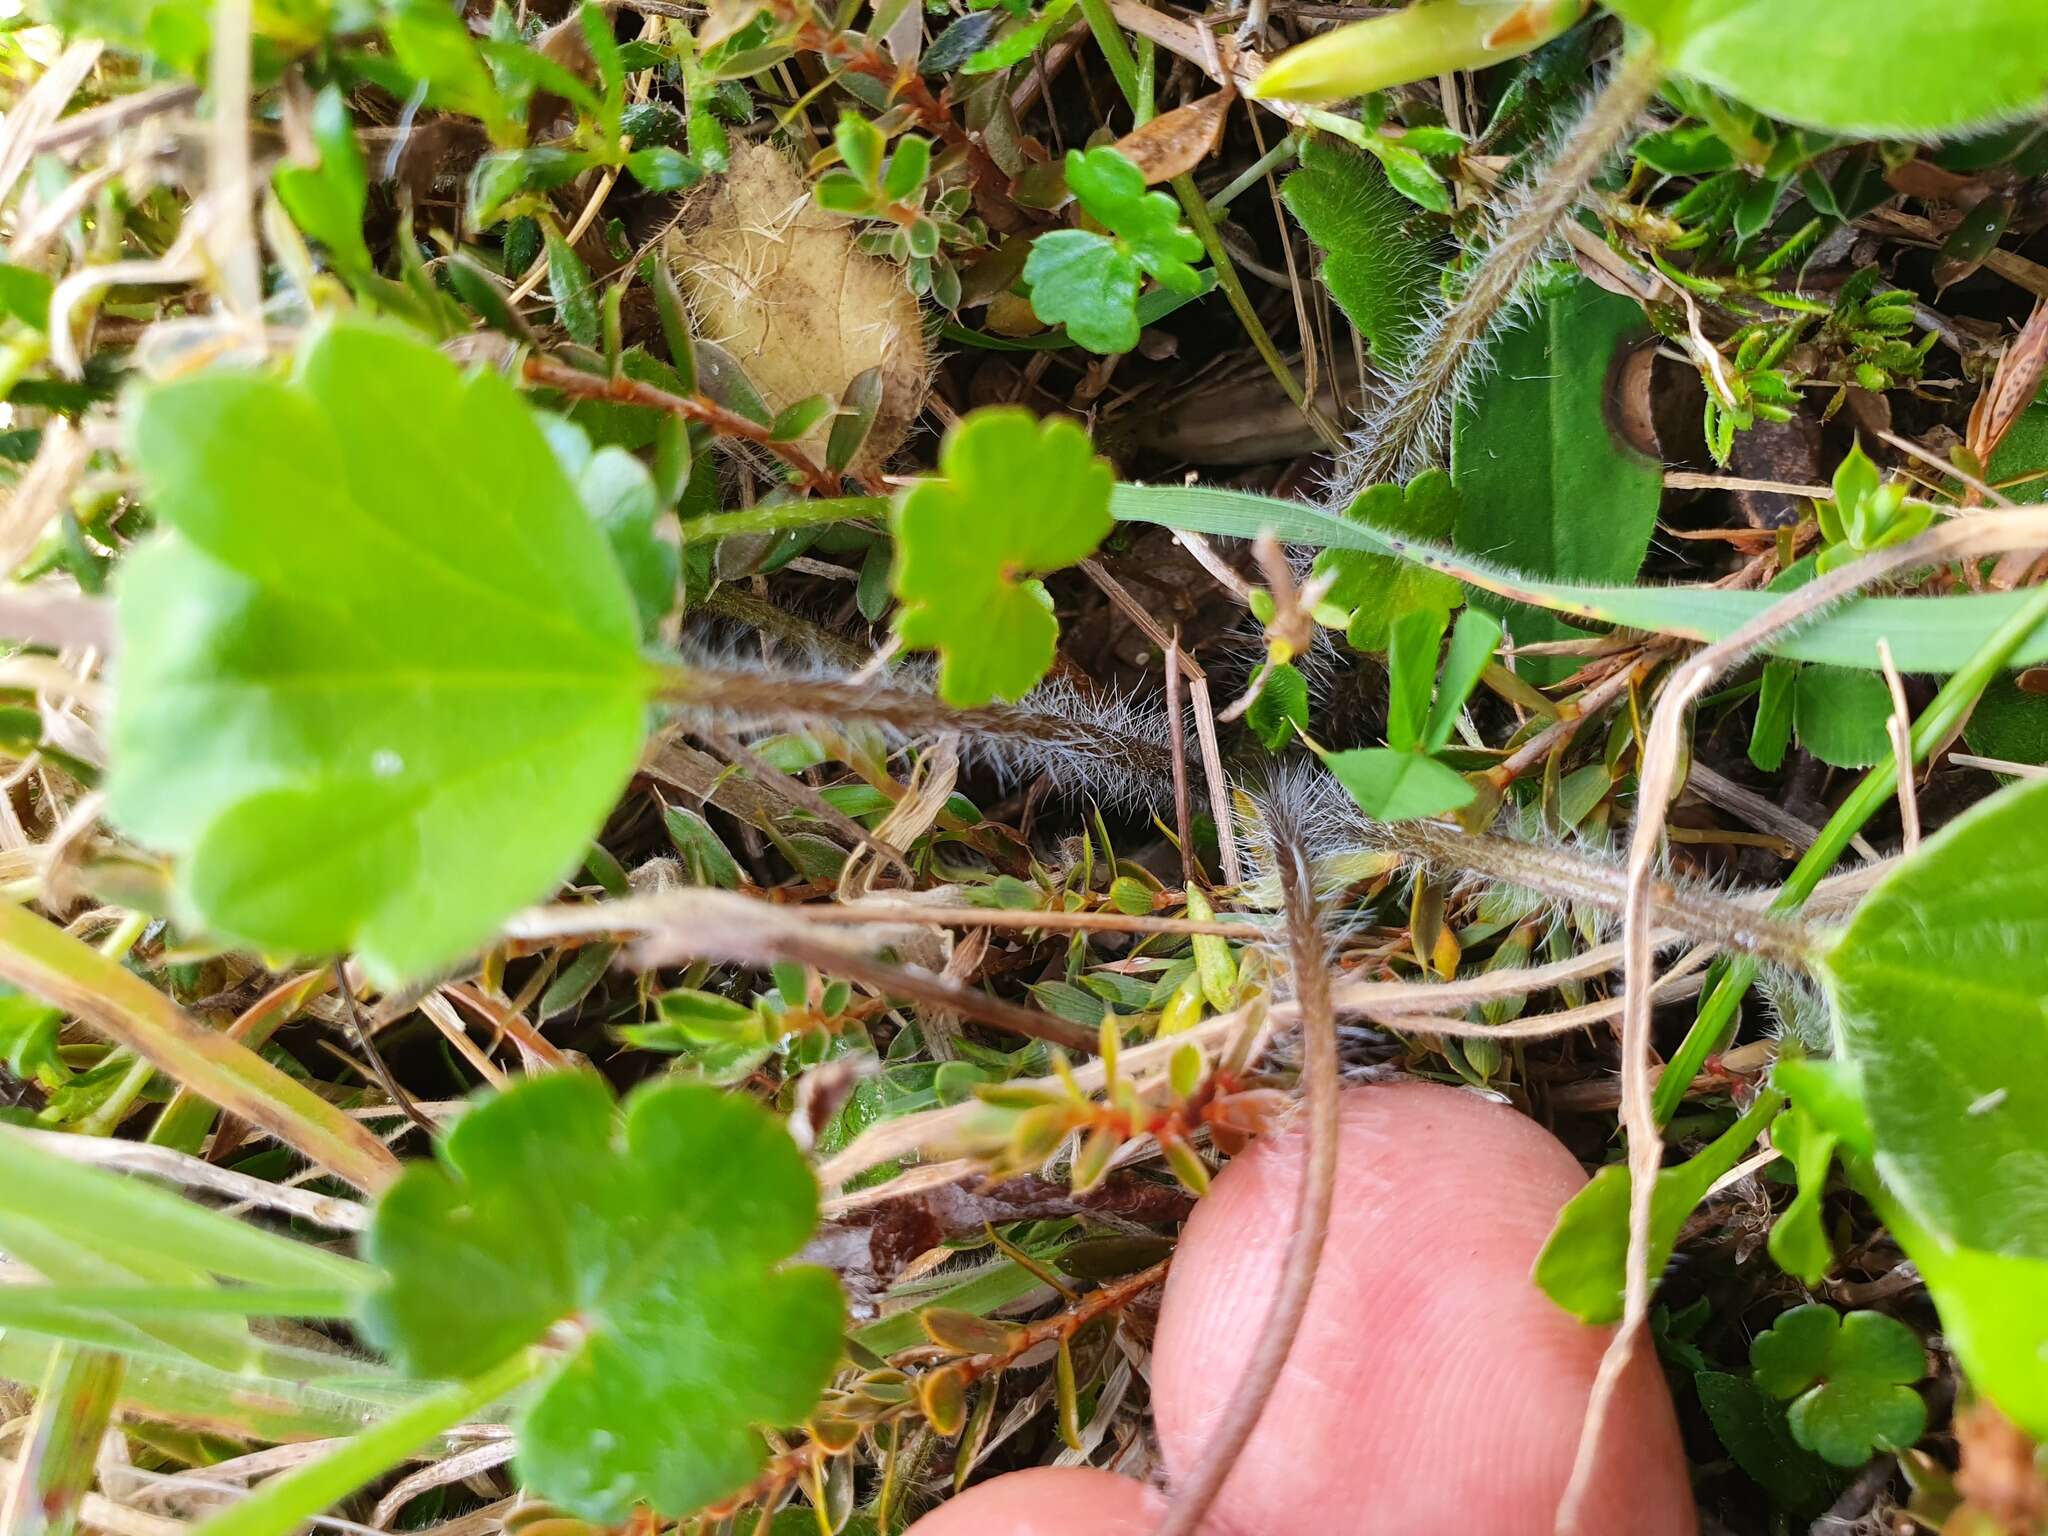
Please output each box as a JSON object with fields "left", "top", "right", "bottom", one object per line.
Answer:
{"left": 1309, "top": 469, "right": 1463, "bottom": 651}
{"left": 111, "top": 320, "right": 655, "bottom": 985}
{"left": 361, "top": 1074, "right": 843, "bottom": 1520}
{"left": 1750, "top": 1305, "right": 1927, "bottom": 1468}
{"left": 890, "top": 408, "right": 1113, "bottom": 705}
{"left": 1023, "top": 230, "right": 1140, "bottom": 354}
{"left": 1023, "top": 148, "right": 1205, "bottom": 355}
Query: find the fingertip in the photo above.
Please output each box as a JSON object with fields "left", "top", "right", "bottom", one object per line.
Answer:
{"left": 1152, "top": 1081, "right": 1695, "bottom": 1535}
{"left": 901, "top": 1467, "right": 1165, "bottom": 1536}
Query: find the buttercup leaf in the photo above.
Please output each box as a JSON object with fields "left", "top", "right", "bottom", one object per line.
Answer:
{"left": 890, "top": 408, "right": 1113, "bottom": 705}
{"left": 111, "top": 320, "right": 655, "bottom": 985}
{"left": 361, "top": 1074, "right": 844, "bottom": 1520}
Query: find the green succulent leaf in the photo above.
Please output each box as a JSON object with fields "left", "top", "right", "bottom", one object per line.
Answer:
{"left": 1750, "top": 1305, "right": 1926, "bottom": 1467}
{"left": 361, "top": 1073, "right": 843, "bottom": 1520}
{"left": 110, "top": 320, "right": 656, "bottom": 985}
{"left": 1604, "top": 0, "right": 2048, "bottom": 139}
{"left": 890, "top": 408, "right": 1113, "bottom": 706}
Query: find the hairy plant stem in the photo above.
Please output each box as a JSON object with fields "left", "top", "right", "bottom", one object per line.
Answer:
{"left": 1649, "top": 577, "right": 2048, "bottom": 1123}
{"left": 1152, "top": 804, "right": 1339, "bottom": 1536}
{"left": 1371, "top": 820, "right": 1818, "bottom": 968}
{"left": 1340, "top": 37, "right": 1662, "bottom": 490}
{"left": 655, "top": 662, "right": 1176, "bottom": 784}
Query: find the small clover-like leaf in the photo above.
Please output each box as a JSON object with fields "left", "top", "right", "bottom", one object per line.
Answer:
{"left": 112, "top": 320, "right": 656, "bottom": 985}
{"left": 1311, "top": 471, "right": 1463, "bottom": 651}
{"left": 1063, "top": 146, "right": 1204, "bottom": 292}
{"left": 362, "top": 1074, "right": 844, "bottom": 1520}
{"left": 1751, "top": 1305, "right": 1927, "bottom": 1468}
{"left": 1321, "top": 746, "right": 1472, "bottom": 823}
{"left": 1023, "top": 229, "right": 1140, "bottom": 354}
{"left": 890, "top": 408, "right": 1113, "bottom": 706}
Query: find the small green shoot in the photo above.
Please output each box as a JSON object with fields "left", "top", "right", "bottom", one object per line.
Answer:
{"left": 1022, "top": 147, "right": 1205, "bottom": 354}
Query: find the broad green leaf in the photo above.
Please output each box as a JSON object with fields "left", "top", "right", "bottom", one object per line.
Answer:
{"left": 361, "top": 1074, "right": 843, "bottom": 1520}
{"left": 1309, "top": 471, "right": 1463, "bottom": 652}
{"left": 1793, "top": 664, "right": 1892, "bottom": 769}
{"left": 1450, "top": 272, "right": 1663, "bottom": 682}
{"left": 891, "top": 408, "right": 1113, "bottom": 706}
{"left": 1280, "top": 139, "right": 1434, "bottom": 367}
{"left": 111, "top": 320, "right": 654, "bottom": 985}
{"left": 545, "top": 229, "right": 600, "bottom": 349}
{"left": 1750, "top": 1305, "right": 1926, "bottom": 1468}
{"left": 1535, "top": 1090, "right": 1782, "bottom": 1323}
{"left": 382, "top": 0, "right": 512, "bottom": 137}
{"left": 1023, "top": 230, "right": 1140, "bottom": 354}
{"left": 577, "top": 447, "right": 680, "bottom": 635}
{"left": 1818, "top": 775, "right": 2048, "bottom": 1260}
{"left": 1695, "top": 1372, "right": 1843, "bottom": 1517}
{"left": 1321, "top": 747, "right": 1473, "bottom": 823}
{"left": 1109, "top": 482, "right": 2048, "bottom": 673}
{"left": 1603, "top": 0, "right": 2048, "bottom": 139}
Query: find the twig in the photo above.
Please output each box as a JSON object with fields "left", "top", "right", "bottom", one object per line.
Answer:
{"left": 1167, "top": 627, "right": 1197, "bottom": 887}
{"left": 334, "top": 962, "right": 436, "bottom": 1136}
{"left": 521, "top": 354, "right": 844, "bottom": 493}
{"left": 1151, "top": 799, "right": 1338, "bottom": 1536}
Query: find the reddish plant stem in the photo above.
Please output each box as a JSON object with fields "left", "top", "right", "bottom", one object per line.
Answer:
{"left": 521, "top": 354, "right": 860, "bottom": 495}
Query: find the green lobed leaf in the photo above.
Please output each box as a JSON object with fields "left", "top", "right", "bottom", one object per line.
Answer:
{"left": 110, "top": 320, "right": 655, "bottom": 985}
{"left": 1450, "top": 271, "right": 1663, "bottom": 682}
{"left": 1792, "top": 664, "right": 1893, "bottom": 769}
{"left": 1766, "top": 1104, "right": 1838, "bottom": 1286}
{"left": 1022, "top": 230, "right": 1141, "bottom": 354}
{"left": 1750, "top": 1305, "right": 1926, "bottom": 1468}
{"left": 1604, "top": 0, "right": 2048, "bottom": 139}
{"left": 1061, "top": 147, "right": 1203, "bottom": 293}
{"left": 1818, "top": 775, "right": 2048, "bottom": 1261}
{"left": 1310, "top": 471, "right": 1463, "bottom": 652}
{"left": 890, "top": 408, "right": 1113, "bottom": 706}
{"left": 1280, "top": 138, "right": 1435, "bottom": 368}
{"left": 361, "top": 1074, "right": 843, "bottom": 1520}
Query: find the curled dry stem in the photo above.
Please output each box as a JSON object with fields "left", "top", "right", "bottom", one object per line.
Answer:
{"left": 1556, "top": 506, "right": 2048, "bottom": 1535}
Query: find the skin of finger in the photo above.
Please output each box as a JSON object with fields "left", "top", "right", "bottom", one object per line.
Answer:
{"left": 1152, "top": 1080, "right": 1697, "bottom": 1536}
{"left": 901, "top": 1466, "right": 1167, "bottom": 1536}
